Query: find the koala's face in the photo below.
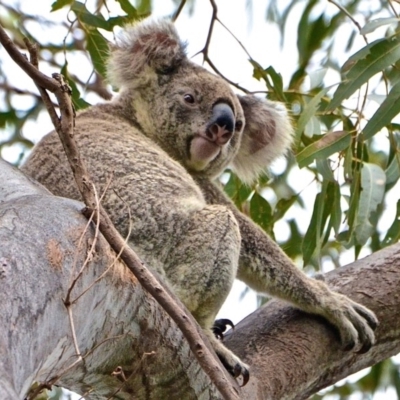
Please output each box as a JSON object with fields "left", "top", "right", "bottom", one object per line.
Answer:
{"left": 149, "top": 64, "right": 245, "bottom": 178}
{"left": 108, "top": 20, "right": 293, "bottom": 184}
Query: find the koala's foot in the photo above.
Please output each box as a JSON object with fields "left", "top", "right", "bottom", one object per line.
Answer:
{"left": 317, "top": 288, "right": 378, "bottom": 353}
{"left": 205, "top": 329, "right": 250, "bottom": 386}
{"left": 213, "top": 318, "right": 234, "bottom": 339}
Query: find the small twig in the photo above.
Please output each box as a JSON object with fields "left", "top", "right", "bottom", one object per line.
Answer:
{"left": 327, "top": 0, "right": 368, "bottom": 44}
{"left": 64, "top": 182, "right": 101, "bottom": 305}
{"left": 388, "top": 0, "right": 399, "bottom": 18}
{"left": 71, "top": 187, "right": 133, "bottom": 304}
{"left": 172, "top": 0, "right": 186, "bottom": 22}
{"left": 0, "top": 23, "right": 240, "bottom": 400}
{"left": 192, "top": 0, "right": 251, "bottom": 94}
{"left": 107, "top": 351, "right": 156, "bottom": 399}
{"left": 200, "top": 0, "right": 218, "bottom": 60}
{"left": 66, "top": 305, "right": 83, "bottom": 361}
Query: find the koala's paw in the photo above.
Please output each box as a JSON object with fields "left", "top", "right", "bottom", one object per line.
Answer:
{"left": 321, "top": 291, "right": 378, "bottom": 353}
{"left": 206, "top": 329, "right": 250, "bottom": 386}
{"left": 217, "top": 347, "right": 250, "bottom": 386}
{"left": 212, "top": 318, "right": 234, "bottom": 339}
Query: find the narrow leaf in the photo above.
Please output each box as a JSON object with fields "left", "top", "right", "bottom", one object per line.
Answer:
{"left": 382, "top": 200, "right": 400, "bottom": 247}
{"left": 86, "top": 28, "right": 109, "bottom": 78}
{"left": 250, "top": 192, "right": 272, "bottom": 233}
{"left": 60, "top": 63, "right": 91, "bottom": 110}
{"left": 294, "top": 87, "right": 329, "bottom": 146}
{"left": 330, "top": 181, "right": 342, "bottom": 235}
{"left": 363, "top": 81, "right": 400, "bottom": 139}
{"left": 51, "top": 0, "right": 73, "bottom": 11}
{"left": 71, "top": 1, "right": 110, "bottom": 30}
{"left": 355, "top": 163, "right": 386, "bottom": 245}
{"left": 116, "top": 0, "right": 139, "bottom": 17}
{"left": 316, "top": 159, "right": 335, "bottom": 182}
{"left": 296, "top": 131, "right": 351, "bottom": 168}
{"left": 302, "top": 193, "right": 322, "bottom": 266}
{"left": 361, "top": 18, "right": 400, "bottom": 35}
{"left": 327, "top": 34, "right": 400, "bottom": 111}
{"left": 265, "top": 66, "right": 286, "bottom": 102}
{"left": 385, "top": 155, "right": 400, "bottom": 185}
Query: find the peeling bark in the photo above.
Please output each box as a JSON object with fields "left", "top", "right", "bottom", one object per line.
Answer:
{"left": 1, "top": 158, "right": 400, "bottom": 400}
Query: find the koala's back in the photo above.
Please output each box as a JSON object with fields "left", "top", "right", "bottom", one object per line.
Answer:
{"left": 22, "top": 103, "right": 206, "bottom": 271}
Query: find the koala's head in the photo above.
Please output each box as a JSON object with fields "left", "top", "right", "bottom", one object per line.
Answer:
{"left": 108, "top": 19, "right": 293, "bottom": 184}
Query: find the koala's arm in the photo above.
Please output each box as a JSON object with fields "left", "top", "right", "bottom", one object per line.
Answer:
{"left": 196, "top": 177, "right": 378, "bottom": 352}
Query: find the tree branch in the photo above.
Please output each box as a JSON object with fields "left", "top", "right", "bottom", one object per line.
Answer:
{"left": 225, "top": 243, "right": 400, "bottom": 399}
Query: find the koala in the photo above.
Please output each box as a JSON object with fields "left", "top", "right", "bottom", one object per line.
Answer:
{"left": 21, "top": 19, "right": 378, "bottom": 384}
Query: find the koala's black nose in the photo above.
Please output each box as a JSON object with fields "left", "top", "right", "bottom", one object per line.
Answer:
{"left": 206, "top": 103, "right": 235, "bottom": 145}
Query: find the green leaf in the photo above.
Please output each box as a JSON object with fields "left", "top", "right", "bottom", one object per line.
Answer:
{"left": 302, "top": 185, "right": 326, "bottom": 267}
{"left": 60, "top": 63, "right": 91, "bottom": 110}
{"left": 355, "top": 163, "right": 386, "bottom": 245}
{"left": 224, "top": 173, "right": 253, "bottom": 208}
{"left": 316, "top": 159, "right": 335, "bottom": 182}
{"left": 51, "top": 0, "right": 73, "bottom": 11}
{"left": 264, "top": 66, "right": 286, "bottom": 102}
{"left": 385, "top": 155, "right": 400, "bottom": 185}
{"left": 273, "top": 195, "right": 298, "bottom": 222}
{"left": 250, "top": 61, "right": 286, "bottom": 102}
{"left": 296, "top": 131, "right": 351, "bottom": 168}
{"left": 71, "top": 1, "right": 110, "bottom": 30}
{"left": 382, "top": 200, "right": 400, "bottom": 247}
{"left": 86, "top": 28, "right": 109, "bottom": 78}
{"left": 361, "top": 18, "right": 400, "bottom": 35}
{"left": 294, "top": 87, "right": 329, "bottom": 146}
{"left": 363, "top": 81, "right": 400, "bottom": 139}
{"left": 302, "top": 193, "right": 321, "bottom": 266}
{"left": 327, "top": 34, "right": 400, "bottom": 111}
{"left": 250, "top": 192, "right": 272, "bottom": 233}
{"left": 115, "top": 0, "right": 139, "bottom": 18}
{"left": 329, "top": 181, "right": 342, "bottom": 235}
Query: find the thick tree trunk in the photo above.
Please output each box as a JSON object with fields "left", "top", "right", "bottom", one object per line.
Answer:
{"left": 1, "top": 158, "right": 400, "bottom": 399}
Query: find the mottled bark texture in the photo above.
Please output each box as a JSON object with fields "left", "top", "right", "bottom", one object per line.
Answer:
{"left": 1, "top": 158, "right": 400, "bottom": 400}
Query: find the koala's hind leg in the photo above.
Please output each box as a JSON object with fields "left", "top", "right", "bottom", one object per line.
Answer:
{"left": 164, "top": 205, "right": 249, "bottom": 381}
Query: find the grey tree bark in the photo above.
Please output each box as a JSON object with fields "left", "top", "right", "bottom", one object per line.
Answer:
{"left": 1, "top": 158, "right": 399, "bottom": 400}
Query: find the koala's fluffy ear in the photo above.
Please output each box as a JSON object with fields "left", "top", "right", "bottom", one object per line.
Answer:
{"left": 231, "top": 96, "right": 293, "bottom": 185}
{"left": 107, "top": 19, "right": 187, "bottom": 89}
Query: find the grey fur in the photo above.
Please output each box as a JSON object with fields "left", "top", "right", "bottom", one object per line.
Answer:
{"left": 22, "top": 19, "right": 377, "bottom": 381}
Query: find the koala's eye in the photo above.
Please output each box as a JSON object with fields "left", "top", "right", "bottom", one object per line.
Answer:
{"left": 235, "top": 120, "right": 243, "bottom": 130}
{"left": 183, "top": 94, "right": 195, "bottom": 104}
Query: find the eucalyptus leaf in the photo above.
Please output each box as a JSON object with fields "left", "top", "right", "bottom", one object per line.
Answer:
{"left": 363, "top": 81, "right": 400, "bottom": 140}
{"left": 316, "top": 159, "right": 335, "bottom": 182}
{"left": 385, "top": 155, "right": 400, "bottom": 185}
{"left": 355, "top": 163, "right": 386, "bottom": 245}
{"left": 360, "top": 18, "right": 400, "bottom": 35}
{"left": 250, "top": 192, "right": 272, "bottom": 233}
{"left": 294, "top": 87, "right": 329, "bottom": 146}
{"left": 327, "top": 34, "right": 400, "bottom": 111}
{"left": 382, "top": 200, "right": 400, "bottom": 247}
{"left": 86, "top": 28, "right": 109, "bottom": 78}
{"left": 51, "top": 0, "right": 73, "bottom": 11}
{"left": 296, "top": 131, "right": 351, "bottom": 168}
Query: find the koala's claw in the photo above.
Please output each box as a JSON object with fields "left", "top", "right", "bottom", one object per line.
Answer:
{"left": 218, "top": 354, "right": 250, "bottom": 386}
{"left": 212, "top": 318, "right": 234, "bottom": 340}
{"left": 207, "top": 328, "right": 250, "bottom": 386}
{"left": 234, "top": 363, "right": 250, "bottom": 386}
{"left": 322, "top": 292, "right": 378, "bottom": 353}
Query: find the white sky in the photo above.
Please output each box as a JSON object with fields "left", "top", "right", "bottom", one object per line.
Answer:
{"left": 1, "top": 0, "right": 399, "bottom": 399}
